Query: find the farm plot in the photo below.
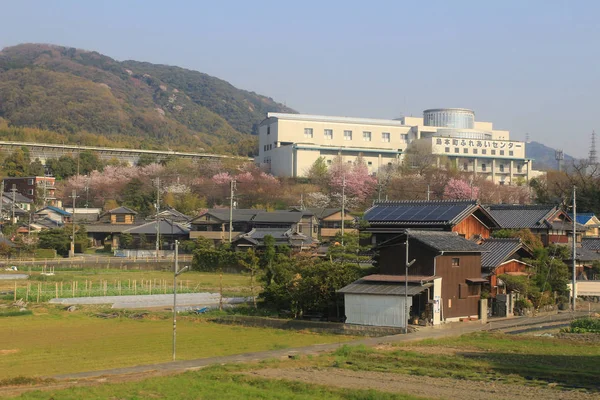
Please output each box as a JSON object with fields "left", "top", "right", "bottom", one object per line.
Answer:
{"left": 0, "top": 308, "right": 353, "bottom": 379}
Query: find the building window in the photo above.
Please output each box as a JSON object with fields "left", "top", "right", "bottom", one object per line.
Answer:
{"left": 499, "top": 164, "right": 505, "bottom": 172}
{"left": 401, "top": 134, "right": 408, "bottom": 141}
{"left": 267, "top": 126, "right": 271, "bottom": 135}
{"left": 367, "top": 161, "right": 373, "bottom": 166}
{"left": 382, "top": 132, "right": 390, "bottom": 142}
{"left": 436, "top": 138, "right": 442, "bottom": 145}
{"left": 324, "top": 129, "right": 333, "bottom": 140}
{"left": 482, "top": 149, "right": 487, "bottom": 155}
{"left": 327, "top": 159, "right": 332, "bottom": 165}
{"left": 116, "top": 214, "right": 126, "bottom": 223}
{"left": 463, "top": 148, "right": 468, "bottom": 154}
{"left": 344, "top": 130, "right": 352, "bottom": 141}
{"left": 27, "top": 189, "right": 34, "bottom": 195}
{"left": 363, "top": 131, "right": 371, "bottom": 141}
{"left": 463, "top": 162, "right": 468, "bottom": 171}
{"left": 304, "top": 128, "right": 313, "bottom": 139}
{"left": 454, "top": 148, "right": 459, "bottom": 153}
{"left": 468, "top": 284, "right": 481, "bottom": 296}
{"left": 500, "top": 150, "right": 504, "bottom": 155}
{"left": 481, "top": 163, "right": 487, "bottom": 171}
{"left": 491, "top": 150, "right": 496, "bottom": 155}
{"left": 452, "top": 257, "right": 460, "bottom": 267}
{"left": 517, "top": 164, "right": 522, "bottom": 173}
{"left": 509, "top": 150, "right": 514, "bottom": 156}
{"left": 445, "top": 147, "right": 450, "bottom": 153}
{"left": 473, "top": 148, "right": 478, "bottom": 154}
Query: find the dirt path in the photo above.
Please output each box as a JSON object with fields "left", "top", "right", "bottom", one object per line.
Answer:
{"left": 247, "top": 368, "right": 597, "bottom": 400}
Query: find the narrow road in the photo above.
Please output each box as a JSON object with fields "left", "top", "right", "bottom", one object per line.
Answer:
{"left": 53, "top": 311, "right": 585, "bottom": 381}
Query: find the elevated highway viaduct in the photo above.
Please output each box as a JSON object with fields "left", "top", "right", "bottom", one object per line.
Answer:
{"left": 0, "top": 141, "right": 251, "bottom": 165}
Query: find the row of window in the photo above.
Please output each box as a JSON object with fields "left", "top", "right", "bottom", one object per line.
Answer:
{"left": 462, "top": 162, "right": 524, "bottom": 173}
{"left": 305, "top": 128, "right": 406, "bottom": 142}
{"left": 444, "top": 147, "right": 514, "bottom": 156}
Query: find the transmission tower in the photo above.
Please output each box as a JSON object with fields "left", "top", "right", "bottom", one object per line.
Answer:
{"left": 589, "top": 130, "right": 597, "bottom": 165}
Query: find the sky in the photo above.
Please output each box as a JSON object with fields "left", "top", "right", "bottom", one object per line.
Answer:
{"left": 0, "top": 0, "right": 598, "bottom": 158}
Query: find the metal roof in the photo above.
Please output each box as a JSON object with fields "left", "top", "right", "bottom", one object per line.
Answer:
{"left": 338, "top": 280, "right": 429, "bottom": 296}
{"left": 485, "top": 204, "right": 559, "bottom": 229}
{"left": 581, "top": 237, "right": 600, "bottom": 251}
{"left": 36, "top": 206, "right": 71, "bottom": 216}
{"left": 306, "top": 208, "right": 345, "bottom": 219}
{"left": 362, "top": 274, "right": 436, "bottom": 283}
{"left": 85, "top": 224, "right": 142, "bottom": 233}
{"left": 364, "top": 200, "right": 487, "bottom": 227}
{"left": 265, "top": 112, "right": 408, "bottom": 128}
{"left": 480, "top": 238, "right": 524, "bottom": 269}
{"left": 379, "top": 230, "right": 484, "bottom": 253}
{"left": 569, "top": 213, "right": 597, "bottom": 225}
{"left": 107, "top": 206, "right": 138, "bottom": 215}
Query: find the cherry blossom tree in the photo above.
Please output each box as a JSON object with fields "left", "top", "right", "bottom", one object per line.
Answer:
{"left": 443, "top": 178, "right": 479, "bottom": 200}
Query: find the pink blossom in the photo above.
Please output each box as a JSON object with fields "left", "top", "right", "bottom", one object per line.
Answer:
{"left": 235, "top": 171, "right": 254, "bottom": 183}
{"left": 212, "top": 172, "right": 233, "bottom": 185}
{"left": 443, "top": 178, "right": 479, "bottom": 200}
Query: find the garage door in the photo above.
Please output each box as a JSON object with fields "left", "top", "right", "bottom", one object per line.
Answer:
{"left": 344, "top": 294, "right": 410, "bottom": 328}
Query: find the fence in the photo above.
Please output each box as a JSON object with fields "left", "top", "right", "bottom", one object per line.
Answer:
{"left": 6, "top": 279, "right": 197, "bottom": 303}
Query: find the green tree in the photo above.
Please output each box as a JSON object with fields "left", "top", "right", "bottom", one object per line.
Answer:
{"left": 3, "top": 147, "right": 31, "bottom": 177}
{"left": 122, "top": 178, "right": 154, "bottom": 216}
{"left": 79, "top": 150, "right": 104, "bottom": 174}
{"left": 306, "top": 157, "right": 328, "bottom": 185}
{"left": 29, "top": 158, "right": 45, "bottom": 176}
{"left": 38, "top": 228, "right": 71, "bottom": 256}
{"left": 46, "top": 155, "right": 77, "bottom": 179}
{"left": 136, "top": 154, "right": 158, "bottom": 167}
{"left": 239, "top": 248, "right": 260, "bottom": 309}
{"left": 119, "top": 233, "right": 133, "bottom": 249}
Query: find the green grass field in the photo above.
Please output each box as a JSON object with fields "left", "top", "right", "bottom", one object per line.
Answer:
{"left": 329, "top": 332, "right": 600, "bottom": 391}
{"left": 0, "top": 269, "right": 257, "bottom": 300}
{"left": 0, "top": 307, "right": 351, "bottom": 379}
{"left": 9, "top": 367, "right": 423, "bottom": 400}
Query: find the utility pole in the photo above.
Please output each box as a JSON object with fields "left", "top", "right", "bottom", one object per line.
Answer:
{"left": 76, "top": 141, "right": 81, "bottom": 177}
{"left": 0, "top": 180, "right": 4, "bottom": 236}
{"left": 404, "top": 230, "right": 416, "bottom": 334}
{"left": 10, "top": 184, "right": 17, "bottom": 224}
{"left": 341, "top": 176, "right": 346, "bottom": 246}
{"left": 427, "top": 184, "right": 431, "bottom": 201}
{"left": 172, "top": 240, "right": 188, "bottom": 361}
{"left": 572, "top": 186, "right": 577, "bottom": 312}
{"left": 70, "top": 190, "right": 77, "bottom": 258}
{"left": 155, "top": 177, "right": 160, "bottom": 260}
{"left": 229, "top": 179, "right": 236, "bottom": 243}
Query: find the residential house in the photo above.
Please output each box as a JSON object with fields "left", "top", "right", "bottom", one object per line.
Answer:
{"left": 479, "top": 238, "right": 534, "bottom": 297}
{"left": 569, "top": 213, "right": 600, "bottom": 237}
{"left": 232, "top": 228, "right": 314, "bottom": 251}
{"left": 565, "top": 247, "right": 600, "bottom": 280}
{"left": 339, "top": 230, "right": 485, "bottom": 328}
{"left": 305, "top": 208, "right": 355, "bottom": 240}
{"left": 363, "top": 200, "right": 500, "bottom": 245}
{"left": 86, "top": 207, "right": 140, "bottom": 248}
{"left": 2, "top": 192, "right": 33, "bottom": 212}
{"left": 154, "top": 207, "right": 192, "bottom": 226}
{"left": 64, "top": 208, "right": 103, "bottom": 223}
{"left": 34, "top": 206, "right": 71, "bottom": 226}
{"left": 122, "top": 219, "right": 190, "bottom": 250}
{"left": 581, "top": 237, "right": 600, "bottom": 253}
{"left": 485, "top": 204, "right": 582, "bottom": 246}
{"left": 190, "top": 209, "right": 318, "bottom": 245}
{"left": 190, "top": 209, "right": 260, "bottom": 243}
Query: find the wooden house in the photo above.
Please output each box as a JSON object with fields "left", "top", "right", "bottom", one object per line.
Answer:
{"left": 304, "top": 208, "right": 355, "bottom": 240}
{"left": 479, "top": 238, "right": 534, "bottom": 297}
{"left": 363, "top": 200, "right": 500, "bottom": 245}
{"left": 34, "top": 206, "right": 71, "bottom": 226}
{"left": 340, "top": 230, "right": 485, "bottom": 328}
{"left": 99, "top": 206, "right": 138, "bottom": 225}
{"left": 485, "top": 204, "right": 584, "bottom": 246}
{"left": 232, "top": 228, "right": 314, "bottom": 251}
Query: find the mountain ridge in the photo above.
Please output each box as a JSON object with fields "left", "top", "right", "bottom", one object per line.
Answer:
{"left": 0, "top": 43, "right": 296, "bottom": 155}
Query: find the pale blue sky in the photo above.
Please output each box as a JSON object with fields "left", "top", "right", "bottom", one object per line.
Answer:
{"left": 1, "top": 0, "right": 598, "bottom": 157}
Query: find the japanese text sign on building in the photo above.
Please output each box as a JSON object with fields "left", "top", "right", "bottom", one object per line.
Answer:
{"left": 436, "top": 137, "right": 514, "bottom": 149}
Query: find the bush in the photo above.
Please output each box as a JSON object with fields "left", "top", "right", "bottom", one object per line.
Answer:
{"left": 34, "top": 248, "right": 56, "bottom": 259}
{"left": 514, "top": 298, "right": 532, "bottom": 314}
{"left": 0, "top": 310, "right": 33, "bottom": 317}
{"left": 568, "top": 317, "right": 600, "bottom": 333}
{"left": 103, "top": 243, "right": 112, "bottom": 252}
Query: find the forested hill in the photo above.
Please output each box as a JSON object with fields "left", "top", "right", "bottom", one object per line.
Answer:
{"left": 0, "top": 43, "right": 295, "bottom": 155}
{"left": 526, "top": 141, "right": 576, "bottom": 171}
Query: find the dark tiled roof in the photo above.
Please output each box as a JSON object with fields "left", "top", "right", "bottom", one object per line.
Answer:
{"left": 379, "top": 230, "right": 484, "bottom": 253}
{"left": 2, "top": 192, "right": 32, "bottom": 203}
{"left": 124, "top": 220, "right": 189, "bottom": 235}
{"left": 158, "top": 208, "right": 191, "bottom": 221}
{"left": 364, "top": 200, "right": 484, "bottom": 226}
{"left": 581, "top": 237, "right": 600, "bottom": 251}
{"left": 362, "top": 274, "right": 436, "bottom": 283}
{"left": 571, "top": 247, "right": 600, "bottom": 262}
{"left": 252, "top": 211, "right": 306, "bottom": 224}
{"left": 338, "top": 280, "right": 429, "bottom": 296}
{"left": 480, "top": 238, "right": 523, "bottom": 269}
{"left": 107, "top": 206, "right": 138, "bottom": 215}
{"left": 550, "top": 221, "right": 587, "bottom": 232}
{"left": 235, "top": 228, "right": 313, "bottom": 246}
{"left": 196, "top": 209, "right": 260, "bottom": 223}
{"left": 306, "top": 208, "right": 345, "bottom": 219}
{"left": 485, "top": 204, "right": 559, "bottom": 229}
{"left": 85, "top": 224, "right": 143, "bottom": 233}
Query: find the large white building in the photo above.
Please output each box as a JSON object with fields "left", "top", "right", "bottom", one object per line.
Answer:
{"left": 257, "top": 108, "right": 534, "bottom": 185}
